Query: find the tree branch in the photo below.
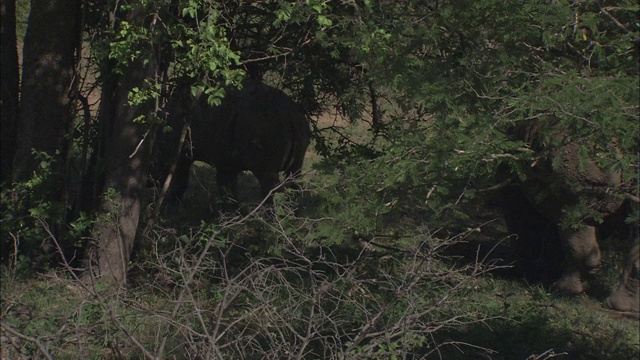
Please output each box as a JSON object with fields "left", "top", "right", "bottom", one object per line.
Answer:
{"left": 1, "top": 321, "right": 54, "bottom": 360}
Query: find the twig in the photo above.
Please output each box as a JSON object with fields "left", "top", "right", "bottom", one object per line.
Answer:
{"left": 1, "top": 321, "right": 54, "bottom": 360}
{"left": 479, "top": 178, "right": 512, "bottom": 192}
{"left": 129, "top": 127, "right": 152, "bottom": 159}
{"left": 596, "top": 2, "right": 637, "bottom": 40}
{"left": 624, "top": 192, "right": 640, "bottom": 203}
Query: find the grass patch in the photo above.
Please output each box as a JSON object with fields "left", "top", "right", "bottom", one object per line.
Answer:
{"left": 3, "top": 262, "right": 637, "bottom": 359}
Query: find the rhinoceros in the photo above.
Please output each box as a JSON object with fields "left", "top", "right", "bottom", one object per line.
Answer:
{"left": 155, "top": 79, "right": 311, "bottom": 204}
{"left": 499, "top": 118, "right": 638, "bottom": 312}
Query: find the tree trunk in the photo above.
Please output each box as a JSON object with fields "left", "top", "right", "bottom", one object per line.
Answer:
{"left": 83, "top": 58, "right": 157, "bottom": 285}
{"left": 0, "top": 0, "right": 19, "bottom": 180}
{"left": 13, "top": 0, "right": 80, "bottom": 181}
{"left": 368, "top": 80, "right": 382, "bottom": 134}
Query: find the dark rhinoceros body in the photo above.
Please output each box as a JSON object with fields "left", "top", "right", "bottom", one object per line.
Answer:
{"left": 499, "top": 119, "right": 638, "bottom": 312}
{"left": 160, "top": 79, "right": 310, "bottom": 202}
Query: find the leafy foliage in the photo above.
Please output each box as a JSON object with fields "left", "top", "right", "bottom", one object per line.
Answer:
{"left": 0, "top": 152, "right": 69, "bottom": 270}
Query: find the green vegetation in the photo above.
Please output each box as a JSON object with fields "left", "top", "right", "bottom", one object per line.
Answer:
{"left": 2, "top": 207, "right": 638, "bottom": 359}
{"left": 2, "top": 0, "right": 638, "bottom": 358}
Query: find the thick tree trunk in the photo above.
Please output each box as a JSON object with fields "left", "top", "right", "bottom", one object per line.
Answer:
{"left": 83, "top": 59, "right": 157, "bottom": 285}
{"left": 13, "top": 0, "right": 80, "bottom": 181}
{"left": 0, "top": 0, "right": 19, "bottom": 180}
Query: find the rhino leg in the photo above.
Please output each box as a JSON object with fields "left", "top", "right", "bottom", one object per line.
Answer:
{"left": 552, "top": 225, "right": 601, "bottom": 294}
{"left": 284, "top": 167, "right": 303, "bottom": 190}
{"left": 499, "top": 185, "right": 562, "bottom": 284}
{"left": 215, "top": 166, "right": 239, "bottom": 201}
{"left": 166, "top": 157, "right": 193, "bottom": 201}
{"left": 255, "top": 172, "right": 281, "bottom": 201}
{"left": 283, "top": 134, "right": 308, "bottom": 189}
{"left": 607, "top": 244, "right": 640, "bottom": 312}
{"left": 283, "top": 147, "right": 306, "bottom": 189}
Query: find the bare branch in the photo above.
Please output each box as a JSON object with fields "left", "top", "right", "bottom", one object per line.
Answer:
{"left": 1, "top": 321, "right": 54, "bottom": 360}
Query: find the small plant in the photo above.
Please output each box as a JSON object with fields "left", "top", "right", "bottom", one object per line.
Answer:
{"left": 1, "top": 151, "right": 68, "bottom": 273}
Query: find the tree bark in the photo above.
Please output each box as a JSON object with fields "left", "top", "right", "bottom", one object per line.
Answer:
{"left": 74, "top": 0, "right": 162, "bottom": 286}
{"left": 0, "top": 0, "right": 19, "bottom": 180}
{"left": 13, "top": 0, "right": 80, "bottom": 181}
{"left": 83, "top": 60, "right": 157, "bottom": 285}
